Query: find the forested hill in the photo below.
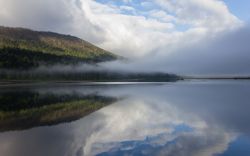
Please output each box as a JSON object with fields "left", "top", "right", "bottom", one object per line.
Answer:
{"left": 0, "top": 26, "right": 117, "bottom": 69}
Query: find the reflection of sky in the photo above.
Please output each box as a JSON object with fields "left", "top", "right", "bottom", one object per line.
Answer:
{"left": 218, "top": 135, "right": 250, "bottom": 156}
{"left": 0, "top": 81, "right": 250, "bottom": 156}
{"left": 82, "top": 97, "right": 235, "bottom": 156}
{"left": 94, "top": 124, "right": 194, "bottom": 156}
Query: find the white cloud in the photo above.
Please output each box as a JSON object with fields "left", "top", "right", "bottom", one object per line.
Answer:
{"left": 75, "top": 0, "right": 176, "bottom": 57}
{"left": 149, "top": 10, "right": 176, "bottom": 23}
{"left": 155, "top": 0, "right": 240, "bottom": 29}
{"left": 0, "top": 0, "right": 242, "bottom": 58}
{"left": 74, "top": 0, "right": 242, "bottom": 57}
{"left": 122, "top": 0, "right": 132, "bottom": 4}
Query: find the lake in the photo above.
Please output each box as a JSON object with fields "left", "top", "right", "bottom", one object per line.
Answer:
{"left": 0, "top": 80, "right": 250, "bottom": 156}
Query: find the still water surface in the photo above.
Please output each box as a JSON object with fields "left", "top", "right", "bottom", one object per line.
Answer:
{"left": 0, "top": 80, "right": 250, "bottom": 156}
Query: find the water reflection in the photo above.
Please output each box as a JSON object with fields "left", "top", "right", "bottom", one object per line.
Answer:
{"left": 0, "top": 86, "right": 117, "bottom": 131}
{"left": 0, "top": 81, "right": 250, "bottom": 156}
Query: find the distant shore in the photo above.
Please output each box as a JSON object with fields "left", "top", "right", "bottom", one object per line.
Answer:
{"left": 0, "top": 77, "right": 250, "bottom": 88}
{"left": 184, "top": 76, "right": 250, "bottom": 80}
{"left": 0, "top": 80, "right": 175, "bottom": 88}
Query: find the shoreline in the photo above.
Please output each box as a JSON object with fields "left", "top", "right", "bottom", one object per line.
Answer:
{"left": 0, "top": 78, "right": 250, "bottom": 88}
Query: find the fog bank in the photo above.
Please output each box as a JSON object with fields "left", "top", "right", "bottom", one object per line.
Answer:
{"left": 101, "top": 25, "right": 250, "bottom": 76}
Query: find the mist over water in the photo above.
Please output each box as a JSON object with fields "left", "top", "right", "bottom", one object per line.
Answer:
{"left": 101, "top": 25, "right": 250, "bottom": 76}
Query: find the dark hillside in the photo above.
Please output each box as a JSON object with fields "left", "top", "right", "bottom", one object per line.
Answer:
{"left": 0, "top": 26, "right": 117, "bottom": 69}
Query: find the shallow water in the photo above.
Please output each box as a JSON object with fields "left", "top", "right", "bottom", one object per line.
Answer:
{"left": 0, "top": 80, "right": 250, "bottom": 156}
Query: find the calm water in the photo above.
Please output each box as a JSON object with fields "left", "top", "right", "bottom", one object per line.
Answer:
{"left": 0, "top": 80, "right": 250, "bottom": 156}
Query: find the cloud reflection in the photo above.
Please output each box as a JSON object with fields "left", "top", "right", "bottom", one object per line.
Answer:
{"left": 1, "top": 81, "right": 249, "bottom": 156}
{"left": 81, "top": 97, "right": 236, "bottom": 156}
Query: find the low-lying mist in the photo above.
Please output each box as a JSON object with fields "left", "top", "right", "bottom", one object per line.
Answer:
{"left": 101, "top": 24, "right": 250, "bottom": 76}
{"left": 0, "top": 63, "right": 180, "bottom": 82}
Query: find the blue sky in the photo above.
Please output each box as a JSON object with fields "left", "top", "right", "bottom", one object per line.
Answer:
{"left": 94, "top": 0, "right": 248, "bottom": 34}
{"left": 224, "top": 0, "right": 250, "bottom": 21}
{"left": 96, "top": 0, "right": 250, "bottom": 22}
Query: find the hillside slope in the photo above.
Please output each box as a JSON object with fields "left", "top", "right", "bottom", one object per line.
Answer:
{"left": 0, "top": 26, "right": 117, "bottom": 69}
